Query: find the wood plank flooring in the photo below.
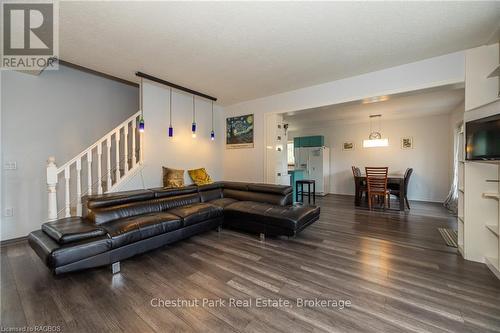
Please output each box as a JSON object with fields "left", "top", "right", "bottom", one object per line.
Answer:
{"left": 1, "top": 194, "right": 499, "bottom": 332}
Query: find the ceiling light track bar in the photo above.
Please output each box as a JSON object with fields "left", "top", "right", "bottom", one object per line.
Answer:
{"left": 135, "top": 71, "right": 217, "bottom": 101}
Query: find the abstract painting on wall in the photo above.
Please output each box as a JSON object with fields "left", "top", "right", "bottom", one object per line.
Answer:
{"left": 226, "top": 114, "right": 254, "bottom": 149}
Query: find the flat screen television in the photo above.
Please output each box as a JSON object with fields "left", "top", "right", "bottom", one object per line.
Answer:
{"left": 465, "top": 113, "right": 500, "bottom": 161}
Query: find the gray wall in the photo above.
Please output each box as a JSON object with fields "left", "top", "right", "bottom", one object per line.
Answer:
{"left": 1, "top": 66, "right": 138, "bottom": 240}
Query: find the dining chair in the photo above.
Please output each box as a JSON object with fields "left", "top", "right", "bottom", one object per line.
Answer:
{"left": 351, "top": 166, "right": 366, "bottom": 201}
{"left": 388, "top": 168, "right": 413, "bottom": 209}
{"left": 365, "top": 167, "right": 390, "bottom": 210}
{"left": 351, "top": 166, "right": 361, "bottom": 177}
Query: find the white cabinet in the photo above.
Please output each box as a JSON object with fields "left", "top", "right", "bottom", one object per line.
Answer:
{"left": 459, "top": 101, "right": 500, "bottom": 279}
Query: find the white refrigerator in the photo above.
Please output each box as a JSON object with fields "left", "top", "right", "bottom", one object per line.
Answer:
{"left": 294, "top": 146, "right": 330, "bottom": 196}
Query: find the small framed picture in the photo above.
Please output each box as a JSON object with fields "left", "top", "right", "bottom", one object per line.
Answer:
{"left": 343, "top": 141, "right": 355, "bottom": 151}
{"left": 401, "top": 137, "right": 413, "bottom": 149}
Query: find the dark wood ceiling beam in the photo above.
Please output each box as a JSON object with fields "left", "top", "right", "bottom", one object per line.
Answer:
{"left": 135, "top": 71, "right": 217, "bottom": 102}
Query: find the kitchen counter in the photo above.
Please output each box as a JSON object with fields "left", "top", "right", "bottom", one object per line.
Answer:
{"left": 288, "top": 167, "right": 305, "bottom": 172}
{"left": 288, "top": 168, "right": 305, "bottom": 201}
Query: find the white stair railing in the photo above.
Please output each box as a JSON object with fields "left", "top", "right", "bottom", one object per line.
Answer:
{"left": 47, "top": 111, "right": 142, "bottom": 221}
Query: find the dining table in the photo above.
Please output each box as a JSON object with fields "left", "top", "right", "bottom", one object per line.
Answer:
{"left": 354, "top": 174, "right": 406, "bottom": 211}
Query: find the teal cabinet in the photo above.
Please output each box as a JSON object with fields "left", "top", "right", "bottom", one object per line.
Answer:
{"left": 309, "top": 136, "right": 324, "bottom": 147}
{"left": 294, "top": 136, "right": 324, "bottom": 147}
{"left": 302, "top": 136, "right": 311, "bottom": 147}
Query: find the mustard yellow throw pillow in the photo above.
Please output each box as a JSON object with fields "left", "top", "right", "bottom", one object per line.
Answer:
{"left": 188, "top": 168, "right": 213, "bottom": 186}
{"left": 162, "top": 167, "right": 185, "bottom": 188}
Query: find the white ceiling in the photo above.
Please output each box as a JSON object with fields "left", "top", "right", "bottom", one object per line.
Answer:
{"left": 59, "top": 2, "right": 500, "bottom": 105}
{"left": 284, "top": 87, "right": 465, "bottom": 130}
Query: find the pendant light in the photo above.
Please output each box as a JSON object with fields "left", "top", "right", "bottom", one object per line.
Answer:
{"left": 138, "top": 77, "right": 145, "bottom": 132}
{"left": 168, "top": 88, "right": 173, "bottom": 137}
{"left": 363, "top": 114, "right": 388, "bottom": 148}
{"left": 191, "top": 95, "right": 197, "bottom": 138}
{"left": 210, "top": 101, "right": 215, "bottom": 141}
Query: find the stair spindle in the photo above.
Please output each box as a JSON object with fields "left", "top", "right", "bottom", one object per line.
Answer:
{"left": 124, "top": 125, "right": 129, "bottom": 172}
{"left": 131, "top": 118, "right": 136, "bottom": 168}
{"left": 106, "top": 137, "right": 112, "bottom": 192}
{"left": 64, "top": 166, "right": 71, "bottom": 218}
{"left": 76, "top": 159, "right": 82, "bottom": 216}
{"left": 47, "top": 157, "right": 58, "bottom": 221}
{"left": 87, "top": 151, "right": 92, "bottom": 195}
{"left": 115, "top": 130, "right": 121, "bottom": 183}
{"left": 97, "top": 143, "right": 103, "bottom": 194}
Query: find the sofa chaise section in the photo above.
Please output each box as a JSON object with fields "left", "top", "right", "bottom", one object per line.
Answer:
{"left": 198, "top": 181, "right": 319, "bottom": 236}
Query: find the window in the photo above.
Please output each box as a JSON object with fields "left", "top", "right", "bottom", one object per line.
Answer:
{"left": 287, "top": 141, "right": 295, "bottom": 165}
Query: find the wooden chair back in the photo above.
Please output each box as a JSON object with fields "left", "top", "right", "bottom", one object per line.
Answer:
{"left": 365, "top": 167, "right": 388, "bottom": 196}
{"left": 404, "top": 168, "right": 413, "bottom": 193}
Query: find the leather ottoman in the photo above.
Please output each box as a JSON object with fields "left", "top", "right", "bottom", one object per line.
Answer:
{"left": 223, "top": 201, "right": 320, "bottom": 237}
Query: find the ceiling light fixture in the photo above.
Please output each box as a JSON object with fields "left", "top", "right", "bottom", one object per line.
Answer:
{"left": 168, "top": 88, "right": 173, "bottom": 137}
{"left": 210, "top": 101, "right": 215, "bottom": 141}
{"left": 362, "top": 95, "right": 389, "bottom": 104}
{"left": 138, "top": 77, "right": 145, "bottom": 132}
{"left": 191, "top": 95, "right": 197, "bottom": 138}
{"left": 363, "top": 114, "right": 388, "bottom": 148}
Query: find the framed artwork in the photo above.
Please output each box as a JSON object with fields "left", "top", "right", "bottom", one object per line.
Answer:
{"left": 401, "top": 137, "right": 413, "bottom": 149}
{"left": 226, "top": 114, "right": 254, "bottom": 149}
{"left": 342, "top": 141, "right": 355, "bottom": 151}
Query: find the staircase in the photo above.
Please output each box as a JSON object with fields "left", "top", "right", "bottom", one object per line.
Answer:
{"left": 46, "top": 111, "right": 143, "bottom": 221}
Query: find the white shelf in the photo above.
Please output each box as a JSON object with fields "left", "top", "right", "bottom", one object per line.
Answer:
{"left": 483, "top": 192, "right": 500, "bottom": 200}
{"left": 485, "top": 257, "right": 500, "bottom": 280}
{"left": 486, "top": 224, "right": 499, "bottom": 237}
{"left": 487, "top": 64, "right": 500, "bottom": 78}
{"left": 459, "top": 137, "right": 499, "bottom": 280}
{"left": 473, "top": 160, "right": 500, "bottom": 165}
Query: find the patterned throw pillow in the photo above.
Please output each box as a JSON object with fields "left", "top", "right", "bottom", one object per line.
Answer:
{"left": 162, "top": 167, "right": 185, "bottom": 188}
{"left": 188, "top": 168, "right": 213, "bottom": 186}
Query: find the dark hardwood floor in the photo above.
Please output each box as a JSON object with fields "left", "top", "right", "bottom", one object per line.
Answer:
{"left": 2, "top": 195, "right": 500, "bottom": 332}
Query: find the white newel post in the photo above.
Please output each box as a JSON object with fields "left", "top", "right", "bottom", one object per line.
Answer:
{"left": 47, "top": 157, "right": 58, "bottom": 221}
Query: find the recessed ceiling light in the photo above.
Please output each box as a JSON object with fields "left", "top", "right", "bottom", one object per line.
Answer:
{"left": 362, "top": 95, "right": 389, "bottom": 104}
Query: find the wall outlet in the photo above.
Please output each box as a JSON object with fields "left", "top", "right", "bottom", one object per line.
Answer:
{"left": 3, "top": 161, "right": 17, "bottom": 170}
{"left": 4, "top": 208, "right": 13, "bottom": 217}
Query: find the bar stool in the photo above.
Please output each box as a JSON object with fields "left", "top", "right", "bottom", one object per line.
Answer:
{"left": 296, "top": 179, "right": 316, "bottom": 204}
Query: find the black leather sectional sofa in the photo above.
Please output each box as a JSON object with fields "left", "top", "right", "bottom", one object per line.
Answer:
{"left": 29, "top": 181, "right": 320, "bottom": 275}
